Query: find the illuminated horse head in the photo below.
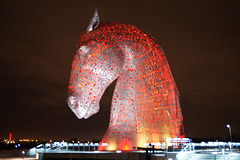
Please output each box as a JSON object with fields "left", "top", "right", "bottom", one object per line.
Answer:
{"left": 68, "top": 10, "right": 184, "bottom": 150}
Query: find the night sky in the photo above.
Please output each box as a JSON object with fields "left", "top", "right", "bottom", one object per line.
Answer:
{"left": 1, "top": 0, "right": 239, "bottom": 141}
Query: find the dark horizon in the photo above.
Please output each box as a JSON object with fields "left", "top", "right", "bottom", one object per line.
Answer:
{"left": 1, "top": 132, "right": 239, "bottom": 143}
{"left": 1, "top": 0, "right": 239, "bottom": 142}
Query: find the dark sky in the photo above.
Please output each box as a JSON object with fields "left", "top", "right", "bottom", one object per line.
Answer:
{"left": 0, "top": 0, "right": 239, "bottom": 141}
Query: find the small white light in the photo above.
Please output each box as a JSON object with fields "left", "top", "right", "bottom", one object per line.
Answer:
{"left": 116, "top": 150, "right": 122, "bottom": 153}
{"left": 101, "top": 143, "right": 109, "bottom": 146}
{"left": 36, "top": 153, "right": 39, "bottom": 159}
{"left": 227, "top": 124, "right": 230, "bottom": 128}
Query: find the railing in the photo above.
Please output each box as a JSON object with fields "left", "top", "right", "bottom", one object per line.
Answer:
{"left": 31, "top": 142, "right": 100, "bottom": 153}
{"left": 181, "top": 143, "right": 195, "bottom": 152}
{"left": 30, "top": 141, "right": 240, "bottom": 153}
{"left": 181, "top": 142, "right": 240, "bottom": 153}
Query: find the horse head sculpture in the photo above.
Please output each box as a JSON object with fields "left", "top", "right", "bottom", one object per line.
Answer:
{"left": 68, "top": 10, "right": 184, "bottom": 150}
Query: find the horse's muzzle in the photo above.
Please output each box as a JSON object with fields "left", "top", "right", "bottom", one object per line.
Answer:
{"left": 67, "top": 96, "right": 88, "bottom": 119}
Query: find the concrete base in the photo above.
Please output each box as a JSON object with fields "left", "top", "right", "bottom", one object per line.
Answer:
{"left": 38, "top": 151, "right": 166, "bottom": 160}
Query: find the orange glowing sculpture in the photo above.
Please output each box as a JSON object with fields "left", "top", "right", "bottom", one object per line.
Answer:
{"left": 67, "top": 10, "right": 184, "bottom": 150}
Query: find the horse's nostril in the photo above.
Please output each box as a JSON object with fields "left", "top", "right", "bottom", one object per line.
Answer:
{"left": 68, "top": 96, "right": 78, "bottom": 109}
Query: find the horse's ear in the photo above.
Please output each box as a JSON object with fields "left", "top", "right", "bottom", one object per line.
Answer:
{"left": 123, "top": 46, "right": 136, "bottom": 71}
{"left": 86, "top": 9, "right": 99, "bottom": 32}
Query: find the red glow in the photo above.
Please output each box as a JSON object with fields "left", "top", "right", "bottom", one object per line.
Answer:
{"left": 9, "top": 133, "right": 12, "bottom": 141}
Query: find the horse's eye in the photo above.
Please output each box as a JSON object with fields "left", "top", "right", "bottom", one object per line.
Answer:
{"left": 78, "top": 46, "right": 89, "bottom": 54}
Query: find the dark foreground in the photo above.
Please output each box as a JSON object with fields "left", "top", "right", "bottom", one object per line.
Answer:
{"left": 0, "top": 150, "right": 37, "bottom": 159}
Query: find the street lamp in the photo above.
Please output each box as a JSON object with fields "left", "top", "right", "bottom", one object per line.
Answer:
{"left": 226, "top": 124, "right": 233, "bottom": 152}
{"left": 226, "top": 124, "right": 232, "bottom": 142}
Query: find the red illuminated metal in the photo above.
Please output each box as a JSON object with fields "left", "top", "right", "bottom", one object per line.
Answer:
{"left": 67, "top": 11, "right": 184, "bottom": 150}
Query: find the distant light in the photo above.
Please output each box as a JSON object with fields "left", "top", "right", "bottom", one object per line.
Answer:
{"left": 36, "top": 153, "right": 39, "bottom": 159}
{"left": 227, "top": 124, "right": 230, "bottom": 128}
{"left": 116, "top": 150, "right": 122, "bottom": 153}
{"left": 101, "top": 143, "right": 109, "bottom": 146}
{"left": 22, "top": 151, "right": 25, "bottom": 154}
{"left": 94, "top": 143, "right": 99, "bottom": 146}
{"left": 9, "top": 133, "right": 12, "bottom": 141}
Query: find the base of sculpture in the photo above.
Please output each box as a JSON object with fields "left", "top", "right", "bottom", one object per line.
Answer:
{"left": 38, "top": 151, "right": 165, "bottom": 160}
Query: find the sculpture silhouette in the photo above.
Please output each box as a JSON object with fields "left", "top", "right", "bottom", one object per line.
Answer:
{"left": 67, "top": 10, "right": 184, "bottom": 150}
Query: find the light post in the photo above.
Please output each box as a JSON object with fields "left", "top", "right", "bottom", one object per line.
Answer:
{"left": 226, "top": 124, "right": 232, "bottom": 152}
{"left": 226, "top": 124, "right": 232, "bottom": 142}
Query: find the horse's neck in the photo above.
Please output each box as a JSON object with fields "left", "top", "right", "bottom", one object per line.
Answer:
{"left": 109, "top": 70, "right": 144, "bottom": 127}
